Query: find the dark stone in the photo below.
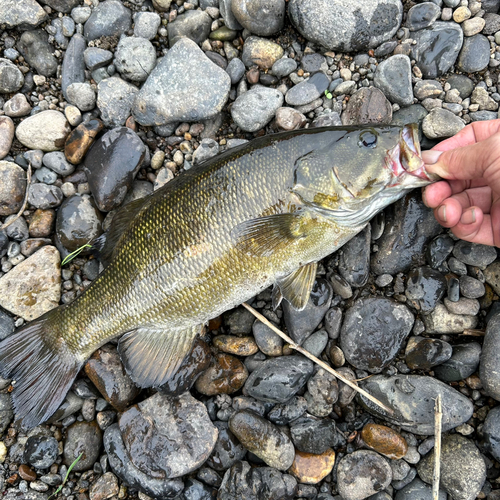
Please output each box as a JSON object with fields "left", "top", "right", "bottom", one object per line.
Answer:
{"left": 446, "top": 74, "right": 474, "bottom": 99}
{"left": 373, "top": 54, "right": 413, "bottom": 106}
{"left": 267, "top": 396, "right": 308, "bottom": 426}
{"left": 483, "top": 13, "right": 500, "bottom": 34}
{"left": 457, "top": 34, "right": 490, "bottom": 73}
{"left": 0, "top": 393, "right": 13, "bottom": 434}
{"left": 61, "top": 34, "right": 86, "bottom": 100}
{"left": 38, "top": 0, "right": 80, "bottom": 12}
{"left": 206, "top": 421, "right": 247, "bottom": 472}
{"left": 301, "top": 53, "right": 326, "bottom": 73}
{"left": 194, "top": 353, "right": 248, "bottom": 395}
{"left": 483, "top": 406, "right": 500, "bottom": 462}
{"left": 167, "top": 10, "right": 211, "bottom": 47}
{"left": 83, "top": 127, "right": 146, "bottom": 212}
{"left": 480, "top": 314, "right": 500, "bottom": 400}
{"left": 342, "top": 87, "right": 392, "bottom": 125}
{"left": 285, "top": 72, "right": 329, "bottom": 106}
{"left": 391, "top": 104, "right": 428, "bottom": 141}
{"left": 83, "top": 0, "right": 132, "bottom": 41}
{"left": 0, "top": 307, "right": 14, "bottom": 340}
{"left": 405, "top": 337, "right": 452, "bottom": 371}
{"left": 231, "top": 0, "right": 285, "bottom": 36}
{"left": 64, "top": 119, "right": 104, "bottom": 165}
{"left": 453, "top": 240, "right": 498, "bottom": 269}
{"left": 340, "top": 297, "right": 414, "bottom": 373}
{"left": 18, "top": 31, "right": 57, "bottom": 77}
{"left": 338, "top": 225, "right": 370, "bottom": 288}
{"left": 426, "top": 234, "right": 454, "bottom": 269}
{"left": 405, "top": 266, "right": 447, "bottom": 312}
{"left": 63, "top": 421, "right": 102, "bottom": 471}
{"left": 395, "top": 478, "right": 447, "bottom": 500}
{"left": 290, "top": 416, "right": 344, "bottom": 454}
{"left": 406, "top": 2, "right": 441, "bottom": 30}
{"left": 23, "top": 436, "right": 58, "bottom": 469}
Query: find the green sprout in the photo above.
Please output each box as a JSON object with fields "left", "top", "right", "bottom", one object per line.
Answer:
{"left": 61, "top": 244, "right": 92, "bottom": 266}
{"left": 324, "top": 89, "right": 333, "bottom": 100}
{"left": 48, "top": 453, "right": 83, "bottom": 499}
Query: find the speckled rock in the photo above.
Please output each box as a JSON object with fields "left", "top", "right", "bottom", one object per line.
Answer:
{"left": 167, "top": 10, "right": 211, "bottom": 47}
{"left": 64, "top": 421, "right": 102, "bottom": 471}
{"left": 423, "top": 303, "right": 478, "bottom": 333}
{"left": 0, "top": 161, "right": 25, "bottom": 216}
{"left": 422, "top": 108, "right": 465, "bottom": 139}
{"left": 289, "top": 449, "right": 336, "bottom": 485}
{"left": 114, "top": 36, "right": 157, "bottom": 82}
{"left": 232, "top": 0, "right": 285, "bottom": 36}
{"left": 0, "top": 246, "right": 60, "bottom": 321}
{"left": 241, "top": 36, "right": 284, "bottom": 69}
{"left": 0, "top": 59, "right": 23, "bottom": 93}
{"left": 97, "top": 77, "right": 139, "bottom": 128}
{"left": 195, "top": 353, "right": 248, "bottom": 395}
{"left": 18, "top": 30, "right": 57, "bottom": 77}
{"left": 16, "top": 111, "right": 71, "bottom": 152}
{"left": 0, "top": 0, "right": 47, "bottom": 29}
{"left": 456, "top": 34, "right": 490, "bottom": 73}
{"left": 483, "top": 406, "right": 500, "bottom": 462}
{"left": 0, "top": 116, "right": 14, "bottom": 160}
{"left": 206, "top": 421, "right": 246, "bottom": 472}
{"left": 342, "top": 87, "right": 392, "bottom": 125}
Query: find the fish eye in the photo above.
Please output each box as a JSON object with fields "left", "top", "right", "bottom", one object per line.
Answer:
{"left": 358, "top": 131, "right": 378, "bottom": 149}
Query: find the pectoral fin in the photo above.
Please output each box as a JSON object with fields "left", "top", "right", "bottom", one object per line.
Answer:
{"left": 273, "top": 262, "right": 317, "bottom": 311}
{"left": 233, "top": 212, "right": 309, "bottom": 257}
{"left": 118, "top": 324, "right": 200, "bottom": 388}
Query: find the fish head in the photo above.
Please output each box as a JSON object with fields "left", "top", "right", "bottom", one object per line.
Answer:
{"left": 293, "top": 124, "right": 438, "bottom": 226}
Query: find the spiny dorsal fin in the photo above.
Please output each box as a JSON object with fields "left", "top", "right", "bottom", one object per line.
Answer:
{"left": 233, "top": 212, "right": 309, "bottom": 258}
{"left": 275, "top": 262, "right": 317, "bottom": 311}
{"left": 118, "top": 325, "right": 200, "bottom": 388}
{"left": 94, "top": 196, "right": 149, "bottom": 264}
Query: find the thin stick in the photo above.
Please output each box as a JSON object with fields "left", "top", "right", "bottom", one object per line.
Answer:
{"left": 433, "top": 394, "right": 442, "bottom": 500}
{"left": 1, "top": 163, "right": 32, "bottom": 231}
{"left": 461, "top": 329, "right": 485, "bottom": 337}
{"left": 242, "top": 302, "right": 394, "bottom": 415}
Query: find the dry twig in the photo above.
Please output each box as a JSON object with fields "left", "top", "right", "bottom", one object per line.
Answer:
{"left": 433, "top": 394, "right": 442, "bottom": 500}
{"left": 1, "top": 163, "right": 32, "bottom": 231}
{"left": 242, "top": 301, "right": 394, "bottom": 415}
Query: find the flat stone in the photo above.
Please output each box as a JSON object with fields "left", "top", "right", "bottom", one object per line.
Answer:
{"left": 395, "top": 478, "right": 447, "bottom": 500}
{"left": 453, "top": 240, "right": 497, "bottom": 269}
{"left": 241, "top": 36, "right": 284, "bottom": 69}
{"left": 27, "top": 183, "right": 63, "bottom": 209}
{"left": 0, "top": 59, "right": 24, "bottom": 94}
{"left": 290, "top": 415, "right": 343, "bottom": 454}
{"left": 0, "top": 161, "right": 26, "bottom": 216}
{"left": 64, "top": 119, "right": 103, "bottom": 165}
{"left": 84, "top": 48, "right": 114, "bottom": 71}
{"left": 167, "top": 10, "right": 211, "bottom": 47}
{"left": 342, "top": 87, "right": 392, "bottom": 125}
{"left": 480, "top": 314, "right": 500, "bottom": 401}
{"left": 374, "top": 55, "right": 413, "bottom": 106}
{"left": 462, "top": 17, "right": 486, "bottom": 36}
{"left": 406, "top": 2, "right": 441, "bottom": 30}
{"left": 16, "top": 110, "right": 71, "bottom": 152}
{"left": 422, "top": 108, "right": 465, "bottom": 139}
{"left": 18, "top": 30, "right": 57, "bottom": 77}
{"left": 4, "top": 94, "right": 31, "bottom": 118}
{"left": 0, "top": 0, "right": 47, "bottom": 29}
{"left": 0, "top": 116, "right": 14, "bottom": 160}
{"left": 483, "top": 406, "right": 500, "bottom": 462}
{"left": 206, "top": 421, "right": 246, "bottom": 472}
{"left": 213, "top": 335, "right": 258, "bottom": 356}
{"left": 134, "top": 12, "right": 161, "bottom": 40}
{"left": 289, "top": 449, "right": 335, "bottom": 485}
{"left": 133, "top": 38, "right": 230, "bottom": 126}
{"left": 405, "top": 337, "right": 452, "bottom": 370}
{"left": 97, "top": 77, "right": 138, "bottom": 128}
{"left": 0, "top": 245, "right": 60, "bottom": 321}
{"left": 485, "top": 261, "right": 500, "bottom": 295}
{"left": 89, "top": 472, "right": 119, "bottom": 500}
{"left": 285, "top": 72, "right": 329, "bottom": 106}
{"left": 457, "top": 34, "right": 490, "bottom": 73}
{"left": 83, "top": 0, "right": 132, "bottom": 40}
{"left": 232, "top": 0, "right": 285, "bottom": 36}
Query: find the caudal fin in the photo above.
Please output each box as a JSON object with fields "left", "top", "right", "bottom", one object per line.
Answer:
{"left": 0, "top": 316, "right": 82, "bottom": 429}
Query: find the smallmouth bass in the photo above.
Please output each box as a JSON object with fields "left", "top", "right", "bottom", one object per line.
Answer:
{"left": 0, "top": 124, "right": 435, "bottom": 428}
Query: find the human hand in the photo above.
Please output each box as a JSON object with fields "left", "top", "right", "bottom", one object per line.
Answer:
{"left": 421, "top": 119, "right": 500, "bottom": 247}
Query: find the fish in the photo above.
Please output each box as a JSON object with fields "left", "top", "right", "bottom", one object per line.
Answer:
{"left": 0, "top": 123, "right": 436, "bottom": 429}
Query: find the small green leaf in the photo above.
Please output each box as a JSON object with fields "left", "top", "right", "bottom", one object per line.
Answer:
{"left": 61, "top": 243, "right": 92, "bottom": 266}
{"left": 324, "top": 89, "right": 332, "bottom": 100}
{"left": 48, "top": 453, "right": 83, "bottom": 499}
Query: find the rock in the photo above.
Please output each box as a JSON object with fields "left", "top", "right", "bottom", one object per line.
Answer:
{"left": 218, "top": 461, "right": 297, "bottom": 500}
{"left": 337, "top": 226, "right": 370, "bottom": 287}
{"left": 65, "top": 83, "right": 95, "bottom": 112}
{"left": 359, "top": 375, "right": 474, "bottom": 435}
{"left": 0, "top": 394, "right": 13, "bottom": 434}
{"left": 213, "top": 335, "right": 258, "bottom": 356}
{"left": 459, "top": 275, "right": 485, "bottom": 299}
{"left": 453, "top": 240, "right": 497, "bottom": 269}
{"left": 192, "top": 138, "right": 219, "bottom": 165}
{"left": 422, "top": 108, "right": 465, "bottom": 139}
{"left": 337, "top": 450, "right": 392, "bottom": 500}
{"left": 226, "top": 58, "right": 246, "bottom": 84}
{"left": 219, "top": 0, "right": 243, "bottom": 30}
{"left": 232, "top": 0, "right": 285, "bottom": 36}
{"left": 84, "top": 345, "right": 140, "bottom": 411}
{"left": 457, "top": 34, "right": 490, "bottom": 73}
{"left": 104, "top": 424, "right": 184, "bottom": 498}
{"left": 289, "top": 449, "right": 336, "bottom": 485}
{"left": 225, "top": 307, "right": 254, "bottom": 335}
{"left": 0, "top": 308, "right": 15, "bottom": 340}
{"left": 411, "top": 21, "right": 463, "bottom": 78}
{"left": 305, "top": 367, "right": 338, "bottom": 417}
{"left": 290, "top": 416, "right": 343, "bottom": 454}
{"left": 414, "top": 80, "right": 443, "bottom": 100}
{"left": 483, "top": 12, "right": 500, "bottom": 34}
{"left": 89, "top": 472, "right": 119, "bottom": 500}
{"left": 405, "top": 267, "right": 447, "bottom": 312}
{"left": 206, "top": 421, "right": 246, "bottom": 472}
{"left": 83, "top": 127, "right": 146, "bottom": 212}
{"left": 84, "top": 48, "right": 113, "bottom": 71}
{"left": 167, "top": 10, "right": 211, "bottom": 47}
{"left": 271, "top": 57, "right": 298, "bottom": 78}
{"left": 83, "top": 0, "right": 132, "bottom": 40}
{"left": 23, "top": 436, "right": 58, "bottom": 469}
{"left": 133, "top": 38, "right": 230, "bottom": 126}
{"left": 229, "top": 410, "right": 295, "bottom": 470}
{"left": 28, "top": 183, "right": 63, "bottom": 210}
{"left": 16, "top": 111, "right": 71, "bottom": 152}
{"left": 134, "top": 12, "right": 161, "bottom": 40}
{"left": 282, "top": 278, "right": 332, "bottom": 345}
{"left": 288, "top": 0, "right": 402, "bottom": 52}
{"left": 64, "top": 421, "right": 102, "bottom": 471}
{"left": 0, "top": 59, "right": 24, "bottom": 93}
{"left": 119, "top": 392, "right": 217, "bottom": 478}
{"left": 417, "top": 435, "right": 486, "bottom": 500}
{"left": 423, "top": 303, "right": 478, "bottom": 333}
{"left": 97, "top": 77, "right": 138, "bottom": 128}
{"left": 195, "top": 353, "right": 248, "bottom": 395}
{"left": 285, "top": 72, "right": 329, "bottom": 106}
{"left": 267, "top": 396, "right": 308, "bottom": 426}
{"left": 114, "top": 36, "right": 156, "bottom": 82}
{"left": 480, "top": 314, "right": 500, "bottom": 400}
{"left": 406, "top": 2, "right": 441, "bottom": 30}
{"left": 0, "top": 161, "right": 26, "bottom": 216}
{"left": 64, "top": 120, "right": 103, "bottom": 165}
{"left": 231, "top": 86, "right": 283, "bottom": 132}
{"left": 447, "top": 74, "right": 474, "bottom": 99}
{"left": 61, "top": 34, "right": 86, "bottom": 100}
{"left": 342, "top": 87, "right": 392, "bottom": 125}
{"left": 361, "top": 423, "right": 408, "bottom": 460}
{"left": 243, "top": 355, "right": 314, "bottom": 403}
{"left": 0, "top": 246, "right": 60, "bottom": 321}
{"left": 395, "top": 478, "right": 447, "bottom": 500}
{"left": 485, "top": 261, "right": 500, "bottom": 295}
{"left": 275, "top": 107, "right": 306, "bottom": 131}
{"left": 405, "top": 337, "right": 452, "bottom": 370}
{"left": 18, "top": 30, "right": 57, "bottom": 77}
{"left": 0, "top": 117, "right": 14, "bottom": 160}
{"left": 0, "top": 0, "right": 47, "bottom": 29}
{"left": 4, "top": 94, "right": 32, "bottom": 118}
{"left": 241, "top": 36, "right": 284, "bottom": 69}
{"left": 340, "top": 297, "right": 414, "bottom": 373}
{"left": 462, "top": 17, "right": 486, "bottom": 36}
{"left": 483, "top": 406, "right": 500, "bottom": 462}
{"left": 374, "top": 55, "right": 413, "bottom": 106}
{"left": 444, "top": 297, "right": 480, "bottom": 316}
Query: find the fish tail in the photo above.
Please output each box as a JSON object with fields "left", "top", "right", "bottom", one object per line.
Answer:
{"left": 0, "top": 315, "right": 82, "bottom": 429}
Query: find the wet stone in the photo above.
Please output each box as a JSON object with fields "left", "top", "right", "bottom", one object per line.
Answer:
{"left": 0, "top": 161, "right": 26, "bottom": 216}
{"left": 290, "top": 416, "right": 342, "bottom": 454}
{"left": 361, "top": 423, "right": 408, "bottom": 460}
{"left": 167, "top": 10, "right": 211, "bottom": 47}
{"left": 483, "top": 406, "right": 500, "bottom": 461}
{"left": 225, "top": 307, "right": 254, "bottom": 335}
{"left": 23, "top": 436, "right": 58, "bottom": 469}
{"left": 405, "top": 337, "right": 453, "bottom": 370}
{"left": 338, "top": 225, "right": 370, "bottom": 288}
{"left": 427, "top": 234, "right": 454, "bottom": 269}
{"left": 285, "top": 72, "right": 329, "bottom": 106}
{"left": 195, "top": 353, "right": 248, "bottom": 396}
{"left": 16, "top": 111, "right": 71, "bottom": 152}
{"left": 0, "top": 116, "right": 14, "bottom": 160}
{"left": 4, "top": 215, "right": 28, "bottom": 241}
{"left": 0, "top": 308, "right": 15, "bottom": 340}
{"left": 405, "top": 267, "right": 446, "bottom": 312}
{"left": 84, "top": 0, "right": 132, "bottom": 40}
{"left": 302, "top": 330, "right": 328, "bottom": 358}
{"left": 411, "top": 21, "right": 463, "bottom": 78}
{"left": 119, "top": 392, "right": 218, "bottom": 478}
{"left": 395, "top": 478, "right": 447, "bottom": 500}
{"left": 289, "top": 448, "right": 336, "bottom": 485}
{"left": 18, "top": 464, "right": 36, "bottom": 482}
{"left": 18, "top": 31, "right": 57, "bottom": 77}
{"left": 267, "top": 396, "right": 307, "bottom": 426}
{"left": 84, "top": 344, "right": 140, "bottom": 411}
{"left": 423, "top": 303, "right": 478, "bottom": 333}
{"left": 480, "top": 314, "right": 500, "bottom": 400}
{"left": 65, "top": 119, "right": 103, "bottom": 165}
{"left": 359, "top": 375, "right": 474, "bottom": 435}
{"left": 229, "top": 410, "right": 295, "bottom": 470}
{"left": 243, "top": 355, "right": 314, "bottom": 403}
{"left": 305, "top": 367, "right": 338, "bottom": 417}
{"left": 104, "top": 424, "right": 184, "bottom": 498}
{"left": 457, "top": 34, "right": 490, "bottom": 73}
{"left": 213, "top": 335, "right": 258, "bottom": 356}
{"left": 485, "top": 261, "right": 500, "bottom": 295}
{"left": 337, "top": 450, "right": 392, "bottom": 500}
{"left": 83, "top": 127, "right": 146, "bottom": 212}
{"left": 241, "top": 36, "right": 284, "bottom": 69}
{"left": 407, "top": 2, "right": 441, "bottom": 30}
{"left": 374, "top": 55, "right": 413, "bottom": 107}
{"left": 252, "top": 319, "right": 283, "bottom": 356}
{"left": 340, "top": 297, "right": 414, "bottom": 373}
{"left": 453, "top": 240, "right": 497, "bottom": 269}
{"left": 417, "top": 434, "right": 486, "bottom": 500}
{"left": 64, "top": 421, "right": 102, "bottom": 472}
{"left": 89, "top": 472, "right": 119, "bottom": 500}
{"left": 206, "top": 421, "right": 246, "bottom": 472}
{"left": 28, "top": 184, "right": 63, "bottom": 210}
{"left": 342, "top": 87, "right": 392, "bottom": 125}
{"left": 97, "top": 77, "right": 138, "bottom": 128}
{"left": 282, "top": 278, "right": 332, "bottom": 345}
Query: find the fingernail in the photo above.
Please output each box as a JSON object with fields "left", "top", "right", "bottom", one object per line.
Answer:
{"left": 421, "top": 150, "right": 444, "bottom": 165}
{"left": 460, "top": 208, "right": 476, "bottom": 225}
{"left": 437, "top": 205, "right": 447, "bottom": 222}
{"left": 421, "top": 187, "right": 428, "bottom": 206}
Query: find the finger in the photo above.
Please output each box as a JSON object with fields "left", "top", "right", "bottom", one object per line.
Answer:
{"left": 491, "top": 198, "right": 500, "bottom": 247}
{"left": 433, "top": 198, "right": 464, "bottom": 228}
{"left": 450, "top": 210, "right": 495, "bottom": 246}
{"left": 446, "top": 186, "right": 494, "bottom": 215}
{"left": 422, "top": 181, "right": 452, "bottom": 208}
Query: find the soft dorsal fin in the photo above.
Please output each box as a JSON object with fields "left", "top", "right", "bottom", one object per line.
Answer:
{"left": 233, "top": 212, "right": 310, "bottom": 258}
{"left": 273, "top": 262, "right": 317, "bottom": 311}
{"left": 93, "top": 196, "right": 149, "bottom": 264}
{"left": 118, "top": 324, "right": 200, "bottom": 388}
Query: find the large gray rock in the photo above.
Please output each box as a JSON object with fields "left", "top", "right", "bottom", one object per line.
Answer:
{"left": 0, "top": 0, "right": 47, "bottom": 29}
{"left": 18, "top": 30, "right": 58, "bottom": 77}
{"left": 359, "top": 375, "right": 474, "bottom": 435}
{"left": 483, "top": 406, "right": 500, "bottom": 462}
{"left": 97, "top": 77, "right": 139, "bottom": 128}
{"left": 456, "top": 34, "right": 491, "bottom": 73}
{"left": 166, "top": 10, "right": 211, "bottom": 47}
{"left": 373, "top": 54, "right": 413, "bottom": 106}
{"left": 232, "top": 0, "right": 285, "bottom": 36}
{"left": 132, "top": 38, "right": 230, "bottom": 126}
{"left": 83, "top": 0, "right": 132, "bottom": 40}
{"left": 288, "top": 0, "right": 403, "bottom": 52}
{"left": 480, "top": 314, "right": 500, "bottom": 401}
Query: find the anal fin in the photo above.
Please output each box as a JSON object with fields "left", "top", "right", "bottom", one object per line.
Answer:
{"left": 118, "top": 324, "right": 200, "bottom": 388}
{"left": 274, "top": 261, "right": 317, "bottom": 311}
